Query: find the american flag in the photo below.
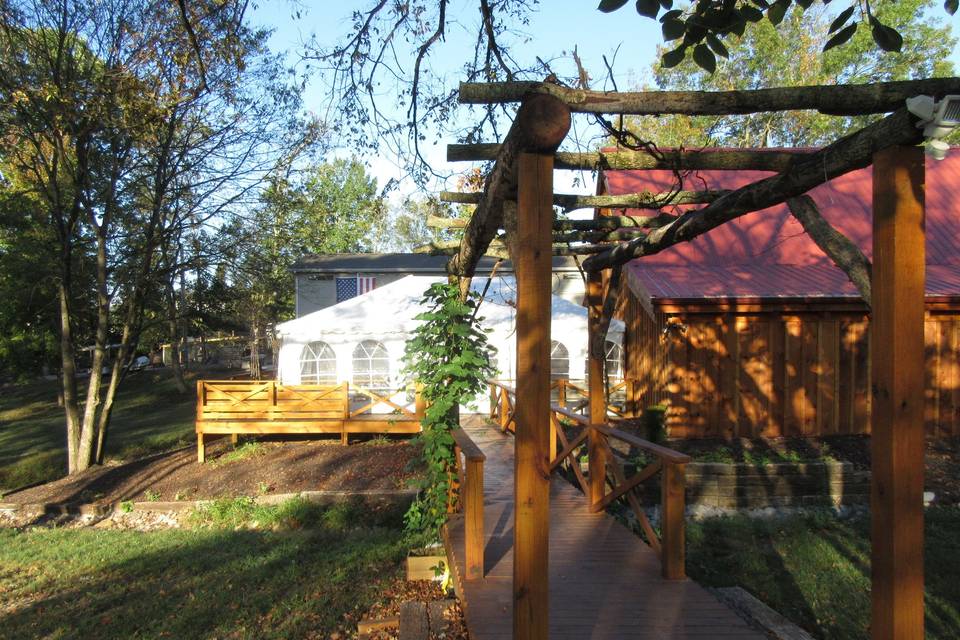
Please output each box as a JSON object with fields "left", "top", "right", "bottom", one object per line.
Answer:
{"left": 335, "top": 275, "right": 376, "bottom": 302}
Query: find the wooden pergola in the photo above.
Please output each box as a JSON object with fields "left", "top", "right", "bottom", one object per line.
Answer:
{"left": 435, "top": 77, "right": 958, "bottom": 640}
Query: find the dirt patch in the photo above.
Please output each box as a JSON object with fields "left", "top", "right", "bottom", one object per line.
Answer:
{"left": 3, "top": 437, "right": 423, "bottom": 506}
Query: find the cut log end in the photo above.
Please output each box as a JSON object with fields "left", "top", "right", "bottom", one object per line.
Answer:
{"left": 515, "top": 93, "right": 571, "bottom": 154}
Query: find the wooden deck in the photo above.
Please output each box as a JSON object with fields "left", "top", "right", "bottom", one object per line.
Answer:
{"left": 445, "top": 416, "right": 766, "bottom": 640}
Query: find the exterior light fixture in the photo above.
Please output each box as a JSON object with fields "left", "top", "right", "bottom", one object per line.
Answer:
{"left": 905, "top": 95, "right": 960, "bottom": 160}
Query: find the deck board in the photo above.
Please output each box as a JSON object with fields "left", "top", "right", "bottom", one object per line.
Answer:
{"left": 445, "top": 416, "right": 766, "bottom": 640}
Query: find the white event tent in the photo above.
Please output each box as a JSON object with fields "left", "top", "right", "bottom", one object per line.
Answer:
{"left": 275, "top": 275, "right": 624, "bottom": 408}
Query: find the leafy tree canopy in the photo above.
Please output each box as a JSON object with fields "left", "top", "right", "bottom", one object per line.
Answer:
{"left": 622, "top": 0, "right": 957, "bottom": 148}
{"left": 597, "top": 0, "right": 956, "bottom": 71}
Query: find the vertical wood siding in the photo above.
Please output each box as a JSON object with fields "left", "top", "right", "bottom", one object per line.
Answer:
{"left": 626, "top": 308, "right": 960, "bottom": 438}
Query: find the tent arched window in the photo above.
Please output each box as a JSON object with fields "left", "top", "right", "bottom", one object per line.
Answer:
{"left": 299, "top": 342, "right": 337, "bottom": 385}
{"left": 605, "top": 340, "right": 624, "bottom": 384}
{"left": 550, "top": 340, "right": 569, "bottom": 380}
{"left": 352, "top": 340, "right": 390, "bottom": 393}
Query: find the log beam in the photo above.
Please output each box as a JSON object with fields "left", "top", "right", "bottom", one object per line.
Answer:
{"left": 448, "top": 144, "right": 806, "bottom": 172}
{"left": 582, "top": 107, "right": 924, "bottom": 272}
{"left": 447, "top": 92, "right": 571, "bottom": 293}
{"left": 430, "top": 213, "right": 675, "bottom": 232}
{"left": 458, "top": 78, "right": 960, "bottom": 116}
{"left": 439, "top": 189, "right": 726, "bottom": 211}
{"left": 787, "top": 195, "right": 873, "bottom": 305}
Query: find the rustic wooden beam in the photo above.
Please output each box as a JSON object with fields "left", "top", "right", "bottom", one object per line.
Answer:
{"left": 439, "top": 189, "right": 726, "bottom": 211}
{"left": 458, "top": 78, "right": 960, "bottom": 116}
{"left": 430, "top": 213, "right": 674, "bottom": 231}
{"left": 447, "top": 92, "right": 571, "bottom": 294}
{"left": 416, "top": 239, "right": 605, "bottom": 259}
{"left": 870, "top": 145, "right": 925, "bottom": 640}
{"left": 787, "top": 195, "right": 872, "bottom": 306}
{"left": 448, "top": 144, "right": 806, "bottom": 172}
{"left": 513, "top": 151, "right": 553, "bottom": 640}
{"left": 581, "top": 107, "right": 924, "bottom": 272}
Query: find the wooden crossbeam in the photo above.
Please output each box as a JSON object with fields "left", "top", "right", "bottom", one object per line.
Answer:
{"left": 448, "top": 144, "right": 805, "bottom": 172}
{"left": 439, "top": 189, "right": 725, "bottom": 211}
{"left": 457, "top": 78, "right": 960, "bottom": 116}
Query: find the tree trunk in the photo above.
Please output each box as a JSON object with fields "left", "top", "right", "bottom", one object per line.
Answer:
{"left": 58, "top": 283, "right": 82, "bottom": 474}
{"left": 76, "top": 232, "right": 111, "bottom": 470}
{"left": 166, "top": 278, "right": 188, "bottom": 394}
{"left": 249, "top": 318, "right": 261, "bottom": 380}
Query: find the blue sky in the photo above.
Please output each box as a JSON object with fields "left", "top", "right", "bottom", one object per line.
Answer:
{"left": 251, "top": 1, "right": 960, "bottom": 201}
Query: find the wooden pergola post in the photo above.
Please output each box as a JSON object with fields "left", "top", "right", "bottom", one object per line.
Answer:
{"left": 870, "top": 145, "right": 926, "bottom": 640}
{"left": 587, "top": 271, "right": 608, "bottom": 507}
{"left": 514, "top": 151, "right": 555, "bottom": 639}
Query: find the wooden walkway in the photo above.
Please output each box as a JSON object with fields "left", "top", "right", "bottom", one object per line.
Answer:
{"left": 445, "top": 416, "right": 766, "bottom": 640}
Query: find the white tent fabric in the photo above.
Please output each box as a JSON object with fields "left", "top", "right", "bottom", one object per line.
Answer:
{"left": 275, "top": 275, "right": 624, "bottom": 398}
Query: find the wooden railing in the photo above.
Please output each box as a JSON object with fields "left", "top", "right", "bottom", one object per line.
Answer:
{"left": 450, "top": 427, "right": 486, "bottom": 581}
{"left": 489, "top": 378, "right": 628, "bottom": 422}
{"left": 348, "top": 383, "right": 422, "bottom": 418}
{"left": 487, "top": 378, "right": 690, "bottom": 580}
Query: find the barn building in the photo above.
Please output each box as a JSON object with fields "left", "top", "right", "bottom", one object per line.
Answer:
{"left": 603, "top": 152, "right": 960, "bottom": 439}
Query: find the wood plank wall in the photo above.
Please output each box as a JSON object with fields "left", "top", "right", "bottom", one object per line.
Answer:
{"left": 624, "top": 302, "right": 960, "bottom": 438}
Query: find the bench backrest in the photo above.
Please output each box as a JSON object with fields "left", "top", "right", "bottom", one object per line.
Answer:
{"left": 197, "top": 380, "right": 349, "bottom": 421}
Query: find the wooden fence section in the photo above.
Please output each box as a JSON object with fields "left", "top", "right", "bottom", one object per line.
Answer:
{"left": 488, "top": 379, "right": 690, "bottom": 580}
{"left": 444, "top": 416, "right": 765, "bottom": 640}
{"left": 195, "top": 380, "right": 423, "bottom": 462}
{"left": 625, "top": 306, "right": 960, "bottom": 438}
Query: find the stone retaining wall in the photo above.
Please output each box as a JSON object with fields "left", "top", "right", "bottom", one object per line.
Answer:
{"left": 685, "top": 461, "right": 870, "bottom": 509}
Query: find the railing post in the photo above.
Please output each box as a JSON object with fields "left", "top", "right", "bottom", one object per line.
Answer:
{"left": 549, "top": 413, "right": 558, "bottom": 463}
{"left": 558, "top": 379, "right": 567, "bottom": 408}
{"left": 499, "top": 388, "right": 509, "bottom": 431}
{"left": 489, "top": 382, "right": 497, "bottom": 419}
{"left": 415, "top": 382, "right": 426, "bottom": 419}
{"left": 661, "top": 461, "right": 686, "bottom": 580}
{"left": 587, "top": 270, "right": 609, "bottom": 508}
{"left": 465, "top": 457, "right": 485, "bottom": 581}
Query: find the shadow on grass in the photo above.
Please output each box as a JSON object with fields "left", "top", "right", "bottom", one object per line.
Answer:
{"left": 686, "top": 508, "right": 960, "bottom": 640}
{"left": 0, "top": 500, "right": 414, "bottom": 640}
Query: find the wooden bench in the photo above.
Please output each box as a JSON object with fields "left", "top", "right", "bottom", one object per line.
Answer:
{"left": 195, "top": 380, "right": 423, "bottom": 462}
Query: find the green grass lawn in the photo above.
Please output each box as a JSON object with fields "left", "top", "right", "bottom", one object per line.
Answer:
{"left": 0, "top": 498, "right": 413, "bottom": 640}
{"left": 0, "top": 370, "right": 200, "bottom": 491}
{"left": 687, "top": 507, "right": 960, "bottom": 639}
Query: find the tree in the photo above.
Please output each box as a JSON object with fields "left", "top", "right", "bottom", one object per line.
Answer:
{"left": 222, "top": 158, "right": 386, "bottom": 377}
{"left": 0, "top": 0, "right": 309, "bottom": 472}
{"left": 383, "top": 195, "right": 461, "bottom": 251}
{"left": 622, "top": 0, "right": 956, "bottom": 149}
{"left": 598, "top": 0, "right": 957, "bottom": 70}
{"left": 302, "top": 1, "right": 958, "bottom": 181}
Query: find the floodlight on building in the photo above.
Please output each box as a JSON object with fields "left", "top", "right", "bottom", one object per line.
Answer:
{"left": 906, "top": 95, "right": 960, "bottom": 160}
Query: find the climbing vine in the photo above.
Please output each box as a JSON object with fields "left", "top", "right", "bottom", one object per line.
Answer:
{"left": 402, "top": 282, "right": 496, "bottom": 535}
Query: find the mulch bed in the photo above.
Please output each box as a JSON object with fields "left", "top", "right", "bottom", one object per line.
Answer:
{"left": 3, "top": 437, "right": 423, "bottom": 506}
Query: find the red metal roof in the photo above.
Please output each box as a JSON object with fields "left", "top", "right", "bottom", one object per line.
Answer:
{"left": 601, "top": 151, "right": 960, "bottom": 302}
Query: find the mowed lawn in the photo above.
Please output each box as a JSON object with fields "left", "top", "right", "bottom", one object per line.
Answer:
{"left": 0, "top": 370, "right": 199, "bottom": 491}
{"left": 0, "top": 499, "right": 411, "bottom": 640}
{"left": 687, "top": 507, "right": 960, "bottom": 640}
